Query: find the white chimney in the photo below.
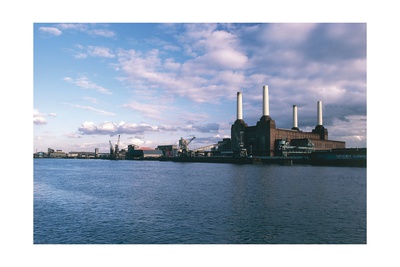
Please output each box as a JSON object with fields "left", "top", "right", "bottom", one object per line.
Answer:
{"left": 317, "top": 101, "right": 323, "bottom": 125}
{"left": 263, "top": 85, "right": 269, "bottom": 116}
{"left": 237, "top": 91, "right": 243, "bottom": 120}
{"left": 293, "top": 105, "right": 298, "bottom": 128}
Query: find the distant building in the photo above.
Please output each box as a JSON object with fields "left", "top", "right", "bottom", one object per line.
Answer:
{"left": 126, "top": 145, "right": 163, "bottom": 159}
{"left": 44, "top": 148, "right": 67, "bottom": 158}
{"left": 156, "top": 145, "right": 178, "bottom": 157}
{"left": 33, "top": 151, "right": 46, "bottom": 158}
{"left": 68, "top": 152, "right": 96, "bottom": 158}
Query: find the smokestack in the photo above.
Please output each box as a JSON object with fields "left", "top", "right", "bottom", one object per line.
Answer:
{"left": 263, "top": 85, "right": 269, "bottom": 116}
{"left": 293, "top": 105, "right": 298, "bottom": 129}
{"left": 237, "top": 91, "right": 243, "bottom": 120}
{"left": 317, "top": 101, "right": 323, "bottom": 125}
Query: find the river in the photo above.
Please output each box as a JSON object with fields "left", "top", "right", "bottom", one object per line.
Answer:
{"left": 34, "top": 159, "right": 366, "bottom": 244}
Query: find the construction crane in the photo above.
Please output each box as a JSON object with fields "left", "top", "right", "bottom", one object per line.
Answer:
{"left": 178, "top": 136, "right": 195, "bottom": 157}
{"left": 115, "top": 134, "right": 120, "bottom": 159}
{"left": 109, "top": 134, "right": 121, "bottom": 160}
{"left": 109, "top": 140, "right": 115, "bottom": 159}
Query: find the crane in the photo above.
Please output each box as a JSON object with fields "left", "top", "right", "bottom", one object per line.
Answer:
{"left": 178, "top": 136, "right": 195, "bottom": 157}
{"left": 115, "top": 134, "right": 120, "bottom": 159}
{"left": 179, "top": 136, "right": 195, "bottom": 151}
{"left": 109, "top": 140, "right": 115, "bottom": 158}
{"left": 109, "top": 135, "right": 121, "bottom": 160}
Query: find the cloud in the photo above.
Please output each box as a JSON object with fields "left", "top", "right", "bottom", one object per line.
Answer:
{"left": 64, "top": 76, "right": 112, "bottom": 95}
{"left": 189, "top": 29, "right": 249, "bottom": 69}
{"left": 87, "top": 46, "right": 115, "bottom": 58}
{"left": 183, "top": 122, "right": 220, "bottom": 133}
{"left": 301, "top": 23, "right": 366, "bottom": 63}
{"left": 115, "top": 23, "right": 364, "bottom": 113}
{"left": 115, "top": 24, "right": 253, "bottom": 104}
{"left": 39, "top": 27, "right": 62, "bottom": 36}
{"left": 33, "top": 116, "right": 47, "bottom": 125}
{"left": 65, "top": 103, "right": 116, "bottom": 116}
{"left": 56, "top": 23, "right": 116, "bottom": 38}
{"left": 88, "top": 29, "right": 116, "bottom": 38}
{"left": 83, "top": 97, "right": 98, "bottom": 103}
{"left": 77, "top": 120, "right": 220, "bottom": 136}
{"left": 262, "top": 23, "right": 317, "bottom": 45}
{"left": 323, "top": 115, "right": 367, "bottom": 148}
{"left": 74, "top": 52, "right": 88, "bottom": 59}
{"left": 65, "top": 133, "right": 81, "bottom": 138}
{"left": 122, "top": 101, "right": 167, "bottom": 121}
{"left": 70, "top": 45, "right": 115, "bottom": 59}
{"left": 33, "top": 109, "right": 56, "bottom": 125}
{"left": 116, "top": 49, "right": 244, "bottom": 104}
{"left": 78, "top": 121, "right": 159, "bottom": 135}
{"left": 57, "top": 23, "right": 87, "bottom": 31}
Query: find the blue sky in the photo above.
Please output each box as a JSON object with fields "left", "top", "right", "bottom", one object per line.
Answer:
{"left": 34, "top": 23, "right": 366, "bottom": 153}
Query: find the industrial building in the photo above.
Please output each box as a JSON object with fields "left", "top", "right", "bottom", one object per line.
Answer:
{"left": 126, "top": 145, "right": 163, "bottom": 159}
{"left": 231, "top": 85, "right": 345, "bottom": 157}
{"left": 156, "top": 145, "right": 179, "bottom": 157}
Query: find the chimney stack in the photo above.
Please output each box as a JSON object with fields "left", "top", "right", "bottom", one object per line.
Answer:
{"left": 263, "top": 85, "right": 269, "bottom": 116}
{"left": 293, "top": 105, "right": 298, "bottom": 129}
{"left": 317, "top": 101, "right": 323, "bottom": 125}
{"left": 237, "top": 91, "right": 243, "bottom": 120}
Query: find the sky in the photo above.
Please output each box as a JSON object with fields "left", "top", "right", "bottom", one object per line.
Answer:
{"left": 33, "top": 23, "right": 366, "bottom": 153}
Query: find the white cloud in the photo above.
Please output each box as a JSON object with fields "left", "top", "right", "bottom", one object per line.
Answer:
{"left": 87, "top": 46, "right": 115, "bottom": 58}
{"left": 195, "top": 49, "right": 248, "bottom": 69}
{"left": 74, "top": 53, "right": 88, "bottom": 59}
{"left": 115, "top": 24, "right": 252, "bottom": 104}
{"left": 64, "top": 76, "right": 112, "bottom": 95}
{"left": 57, "top": 23, "right": 87, "bottom": 31}
{"left": 78, "top": 121, "right": 160, "bottom": 135}
{"left": 117, "top": 48, "right": 245, "bottom": 104}
{"left": 33, "top": 116, "right": 47, "bottom": 125}
{"left": 33, "top": 109, "right": 56, "bottom": 125}
{"left": 39, "top": 27, "right": 62, "bottom": 36}
{"left": 122, "top": 101, "right": 165, "bottom": 121}
{"left": 77, "top": 119, "right": 220, "bottom": 136}
{"left": 89, "top": 29, "right": 115, "bottom": 38}
{"left": 56, "top": 23, "right": 116, "bottom": 38}
{"left": 183, "top": 27, "right": 249, "bottom": 70}
{"left": 65, "top": 103, "right": 116, "bottom": 116}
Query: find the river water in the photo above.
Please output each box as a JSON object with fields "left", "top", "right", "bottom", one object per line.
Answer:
{"left": 33, "top": 159, "right": 366, "bottom": 244}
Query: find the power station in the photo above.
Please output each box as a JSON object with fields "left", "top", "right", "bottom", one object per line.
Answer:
{"left": 231, "top": 85, "right": 345, "bottom": 157}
